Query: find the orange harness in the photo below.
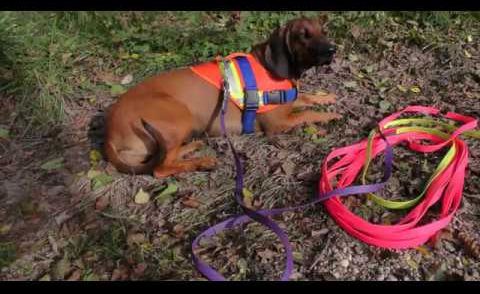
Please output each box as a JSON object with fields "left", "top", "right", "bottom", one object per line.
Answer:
{"left": 190, "top": 53, "right": 297, "bottom": 114}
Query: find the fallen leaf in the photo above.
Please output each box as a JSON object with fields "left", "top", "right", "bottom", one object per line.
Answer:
{"left": 87, "top": 169, "right": 101, "bottom": 179}
{"left": 40, "top": 157, "right": 64, "bottom": 171}
{"left": 83, "top": 272, "right": 99, "bottom": 281}
{"left": 238, "top": 258, "right": 248, "bottom": 275}
{"left": 0, "top": 127, "right": 9, "bottom": 139}
{"left": 55, "top": 211, "right": 71, "bottom": 225}
{"left": 396, "top": 85, "right": 408, "bottom": 93}
{"left": 121, "top": 74, "right": 133, "bottom": 85}
{"left": 311, "top": 135, "right": 327, "bottom": 144}
{"left": 303, "top": 125, "right": 318, "bottom": 136}
{"left": 127, "top": 233, "right": 146, "bottom": 246}
{"left": 61, "top": 53, "right": 72, "bottom": 65}
{"left": 281, "top": 160, "right": 295, "bottom": 176}
{"left": 405, "top": 257, "right": 418, "bottom": 270}
{"left": 111, "top": 265, "right": 130, "bottom": 281}
{"left": 343, "top": 81, "right": 358, "bottom": 89}
{"left": 415, "top": 245, "right": 431, "bottom": 256}
{"left": 172, "top": 224, "right": 185, "bottom": 238}
{"left": 293, "top": 251, "right": 303, "bottom": 263}
{"left": 257, "top": 249, "right": 274, "bottom": 262}
{"left": 350, "top": 25, "right": 362, "bottom": 39}
{"left": 95, "top": 195, "right": 110, "bottom": 211}
{"left": 91, "top": 173, "right": 114, "bottom": 190}
{"left": 464, "top": 50, "right": 472, "bottom": 59}
{"left": 467, "top": 35, "right": 473, "bottom": 43}
{"left": 53, "top": 257, "right": 71, "bottom": 279}
{"left": 134, "top": 188, "right": 150, "bottom": 204}
{"left": 311, "top": 228, "right": 329, "bottom": 237}
{"left": 379, "top": 100, "right": 392, "bottom": 112}
{"left": 364, "top": 65, "right": 374, "bottom": 73}
{"left": 98, "top": 72, "right": 118, "bottom": 85}
{"left": 39, "top": 274, "right": 51, "bottom": 281}
{"left": 348, "top": 53, "right": 359, "bottom": 62}
{"left": 66, "top": 269, "right": 82, "bottom": 281}
{"left": 89, "top": 149, "right": 102, "bottom": 167}
{"left": 0, "top": 224, "right": 12, "bottom": 235}
{"left": 132, "top": 263, "right": 147, "bottom": 279}
{"left": 182, "top": 195, "right": 201, "bottom": 208}
{"left": 48, "top": 235, "right": 59, "bottom": 255}
{"left": 111, "top": 84, "right": 126, "bottom": 96}
{"left": 380, "top": 40, "right": 394, "bottom": 48}
{"left": 426, "top": 262, "right": 447, "bottom": 281}
{"left": 406, "top": 20, "right": 418, "bottom": 26}
{"left": 154, "top": 183, "right": 178, "bottom": 204}
{"left": 410, "top": 86, "right": 421, "bottom": 94}
{"left": 242, "top": 188, "right": 254, "bottom": 208}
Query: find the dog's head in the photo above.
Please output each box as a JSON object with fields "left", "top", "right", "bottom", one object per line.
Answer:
{"left": 254, "top": 16, "right": 336, "bottom": 79}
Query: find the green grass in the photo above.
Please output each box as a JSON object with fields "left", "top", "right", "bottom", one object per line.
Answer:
{"left": 0, "top": 11, "right": 478, "bottom": 135}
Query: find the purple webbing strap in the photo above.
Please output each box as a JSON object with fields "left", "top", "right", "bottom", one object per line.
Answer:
{"left": 191, "top": 64, "right": 394, "bottom": 281}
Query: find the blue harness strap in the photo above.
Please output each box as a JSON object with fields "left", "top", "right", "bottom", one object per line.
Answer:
{"left": 236, "top": 56, "right": 259, "bottom": 134}
{"left": 235, "top": 56, "right": 298, "bottom": 134}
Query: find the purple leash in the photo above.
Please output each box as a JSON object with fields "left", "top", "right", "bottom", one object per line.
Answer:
{"left": 191, "top": 59, "right": 394, "bottom": 281}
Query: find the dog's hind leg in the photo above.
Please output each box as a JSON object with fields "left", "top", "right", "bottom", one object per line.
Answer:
{"left": 153, "top": 149, "right": 216, "bottom": 178}
{"left": 177, "top": 140, "right": 205, "bottom": 158}
{"left": 152, "top": 134, "right": 215, "bottom": 178}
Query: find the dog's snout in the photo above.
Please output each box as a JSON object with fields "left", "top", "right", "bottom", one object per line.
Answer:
{"left": 328, "top": 44, "right": 337, "bottom": 54}
{"left": 323, "top": 44, "right": 336, "bottom": 57}
{"left": 314, "top": 42, "right": 336, "bottom": 58}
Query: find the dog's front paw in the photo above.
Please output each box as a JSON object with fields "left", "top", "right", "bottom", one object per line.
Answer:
{"left": 327, "top": 112, "right": 342, "bottom": 121}
{"left": 315, "top": 92, "right": 337, "bottom": 104}
{"left": 198, "top": 157, "right": 217, "bottom": 170}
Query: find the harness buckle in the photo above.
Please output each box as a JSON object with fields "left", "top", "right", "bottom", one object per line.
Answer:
{"left": 244, "top": 89, "right": 259, "bottom": 111}
{"left": 266, "top": 90, "right": 285, "bottom": 104}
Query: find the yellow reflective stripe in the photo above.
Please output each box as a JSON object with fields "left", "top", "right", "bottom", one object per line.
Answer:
{"left": 227, "top": 61, "right": 244, "bottom": 99}
{"left": 385, "top": 118, "right": 480, "bottom": 138}
{"left": 220, "top": 57, "right": 285, "bottom": 110}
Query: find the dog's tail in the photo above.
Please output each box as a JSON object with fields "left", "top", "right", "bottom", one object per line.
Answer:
{"left": 105, "top": 119, "right": 167, "bottom": 175}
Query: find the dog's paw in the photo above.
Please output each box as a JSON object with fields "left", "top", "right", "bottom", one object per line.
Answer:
{"left": 191, "top": 140, "right": 206, "bottom": 149}
{"left": 198, "top": 157, "right": 217, "bottom": 170}
{"left": 153, "top": 170, "right": 171, "bottom": 179}
{"left": 316, "top": 92, "right": 337, "bottom": 104}
{"left": 316, "top": 127, "right": 328, "bottom": 136}
{"left": 326, "top": 112, "right": 342, "bottom": 121}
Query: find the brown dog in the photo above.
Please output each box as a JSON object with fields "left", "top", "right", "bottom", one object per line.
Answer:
{"left": 105, "top": 17, "right": 341, "bottom": 178}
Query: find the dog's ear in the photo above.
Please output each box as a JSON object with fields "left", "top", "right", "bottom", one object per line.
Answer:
{"left": 264, "top": 27, "right": 292, "bottom": 79}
